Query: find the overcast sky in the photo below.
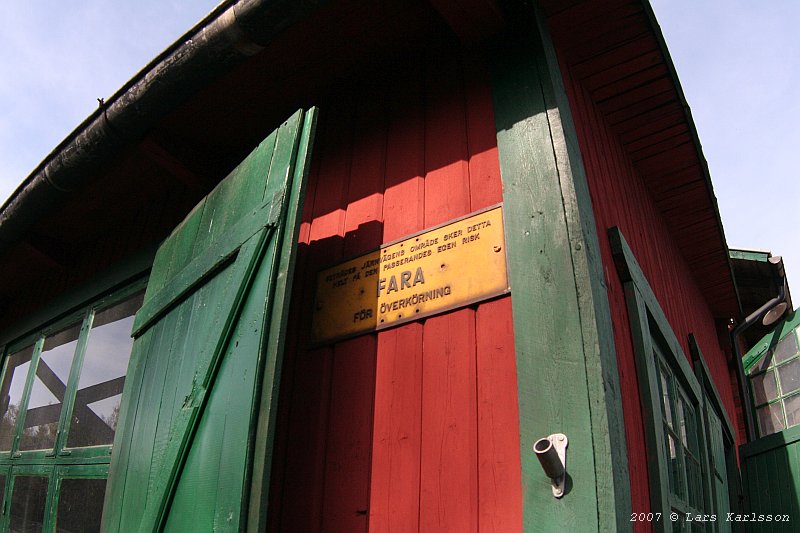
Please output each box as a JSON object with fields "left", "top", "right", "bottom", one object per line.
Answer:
{"left": 1, "top": 1, "right": 798, "bottom": 301}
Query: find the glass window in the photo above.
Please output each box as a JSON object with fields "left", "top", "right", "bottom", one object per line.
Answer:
{"left": 749, "top": 328, "right": 800, "bottom": 436}
{"left": 0, "top": 473, "right": 6, "bottom": 513}
{"left": 55, "top": 478, "right": 107, "bottom": 533}
{"left": 68, "top": 291, "right": 143, "bottom": 448}
{"left": 774, "top": 332, "right": 799, "bottom": 363}
{"left": 9, "top": 475, "right": 49, "bottom": 533}
{"left": 610, "top": 227, "right": 731, "bottom": 529}
{"left": 751, "top": 370, "right": 778, "bottom": 405}
{"left": 757, "top": 402, "right": 785, "bottom": 435}
{"left": 655, "top": 347, "right": 706, "bottom": 519}
{"left": 0, "top": 279, "right": 145, "bottom": 532}
{"left": 778, "top": 359, "right": 800, "bottom": 395}
{"left": 785, "top": 394, "right": 800, "bottom": 428}
{"left": 0, "top": 345, "right": 34, "bottom": 451}
{"left": 20, "top": 325, "right": 81, "bottom": 451}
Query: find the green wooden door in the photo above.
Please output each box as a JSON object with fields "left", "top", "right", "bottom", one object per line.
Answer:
{"left": 101, "top": 109, "right": 316, "bottom": 532}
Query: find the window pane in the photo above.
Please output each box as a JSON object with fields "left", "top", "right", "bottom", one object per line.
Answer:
{"left": 67, "top": 291, "right": 143, "bottom": 448}
{"left": 682, "top": 400, "right": 699, "bottom": 456}
{"left": 778, "top": 359, "right": 800, "bottom": 396}
{"left": 659, "top": 363, "right": 673, "bottom": 428}
{"left": 664, "top": 431, "right": 676, "bottom": 494}
{"left": 757, "top": 402, "right": 785, "bottom": 435}
{"left": 55, "top": 478, "right": 107, "bottom": 533}
{"left": 0, "top": 474, "right": 6, "bottom": 511}
{"left": 666, "top": 432, "right": 685, "bottom": 499}
{"left": 0, "top": 345, "right": 34, "bottom": 451}
{"left": 751, "top": 370, "right": 779, "bottom": 406}
{"left": 774, "top": 333, "right": 799, "bottom": 363}
{"left": 785, "top": 394, "right": 800, "bottom": 429}
{"left": 20, "top": 325, "right": 81, "bottom": 451}
{"left": 749, "top": 351, "right": 773, "bottom": 374}
{"left": 677, "top": 396, "right": 688, "bottom": 447}
{"left": 10, "top": 475, "right": 49, "bottom": 533}
{"left": 685, "top": 454, "right": 703, "bottom": 510}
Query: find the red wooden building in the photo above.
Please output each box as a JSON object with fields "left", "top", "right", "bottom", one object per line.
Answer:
{"left": 0, "top": 0, "right": 781, "bottom": 531}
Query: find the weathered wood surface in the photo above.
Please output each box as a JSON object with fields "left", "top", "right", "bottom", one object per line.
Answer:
{"left": 560, "top": 44, "right": 742, "bottom": 526}
{"left": 270, "top": 39, "right": 521, "bottom": 532}
{"left": 103, "top": 109, "right": 315, "bottom": 532}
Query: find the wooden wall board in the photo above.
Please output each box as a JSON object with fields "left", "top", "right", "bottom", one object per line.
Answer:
{"left": 270, "top": 38, "right": 521, "bottom": 532}
{"left": 419, "top": 46, "right": 479, "bottom": 533}
{"left": 368, "top": 59, "right": 425, "bottom": 533}
{"left": 558, "top": 54, "right": 743, "bottom": 525}
{"left": 540, "top": 0, "right": 740, "bottom": 321}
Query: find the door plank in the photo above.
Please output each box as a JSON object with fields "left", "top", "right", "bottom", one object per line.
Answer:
{"left": 104, "top": 109, "right": 315, "bottom": 532}
{"left": 369, "top": 56, "right": 425, "bottom": 533}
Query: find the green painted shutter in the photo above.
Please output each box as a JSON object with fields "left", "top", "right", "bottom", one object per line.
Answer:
{"left": 101, "top": 109, "right": 317, "bottom": 533}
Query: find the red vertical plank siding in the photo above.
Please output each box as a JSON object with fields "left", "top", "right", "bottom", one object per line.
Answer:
{"left": 321, "top": 85, "right": 386, "bottom": 532}
{"left": 465, "top": 56, "right": 523, "bottom": 532}
{"left": 556, "top": 58, "right": 740, "bottom": 527}
{"left": 274, "top": 96, "right": 355, "bottom": 531}
{"left": 475, "top": 297, "right": 521, "bottom": 532}
{"left": 272, "top": 42, "right": 521, "bottom": 533}
{"left": 419, "top": 48, "right": 478, "bottom": 533}
{"left": 369, "top": 59, "right": 426, "bottom": 532}
{"left": 465, "top": 56, "right": 504, "bottom": 209}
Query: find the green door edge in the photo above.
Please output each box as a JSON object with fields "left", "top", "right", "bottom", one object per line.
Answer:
{"left": 100, "top": 108, "right": 318, "bottom": 533}
{"left": 489, "top": 7, "right": 631, "bottom": 532}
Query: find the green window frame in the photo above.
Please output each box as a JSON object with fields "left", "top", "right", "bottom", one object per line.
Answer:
{"left": 690, "top": 335, "right": 739, "bottom": 533}
{"left": 0, "top": 276, "right": 146, "bottom": 532}
{"left": 744, "top": 322, "right": 800, "bottom": 436}
{"left": 610, "top": 227, "right": 734, "bottom": 531}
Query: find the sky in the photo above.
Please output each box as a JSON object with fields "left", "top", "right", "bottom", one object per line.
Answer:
{"left": 650, "top": 0, "right": 800, "bottom": 286}
{"left": 0, "top": 0, "right": 220, "bottom": 206}
{"left": 1, "top": 1, "right": 798, "bottom": 298}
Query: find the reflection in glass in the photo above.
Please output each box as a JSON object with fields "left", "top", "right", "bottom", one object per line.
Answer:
{"left": 785, "top": 394, "right": 800, "bottom": 429}
{"left": 774, "top": 333, "right": 799, "bottom": 363}
{"left": 667, "top": 432, "right": 685, "bottom": 500}
{"left": 0, "top": 345, "right": 34, "bottom": 451}
{"left": 659, "top": 363, "right": 673, "bottom": 427}
{"left": 757, "top": 402, "right": 785, "bottom": 435}
{"left": 20, "top": 325, "right": 81, "bottom": 451}
{"left": 10, "top": 475, "right": 49, "bottom": 533}
{"left": 664, "top": 431, "right": 676, "bottom": 494}
{"left": 778, "top": 359, "right": 800, "bottom": 396}
{"left": 750, "top": 351, "right": 774, "bottom": 374}
{"left": 751, "top": 370, "right": 778, "bottom": 406}
{"left": 55, "top": 478, "right": 107, "bottom": 533}
{"left": 68, "top": 291, "right": 143, "bottom": 448}
{"left": 0, "top": 474, "right": 5, "bottom": 513}
{"left": 677, "top": 397, "right": 687, "bottom": 447}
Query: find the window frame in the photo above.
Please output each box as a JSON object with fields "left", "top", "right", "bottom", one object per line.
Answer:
{"left": 689, "top": 334, "right": 740, "bottom": 531}
{"left": 0, "top": 279, "right": 145, "bottom": 463}
{"left": 0, "top": 273, "right": 147, "bottom": 531}
{"left": 745, "top": 326, "right": 800, "bottom": 436}
{"left": 610, "top": 227, "right": 721, "bottom": 531}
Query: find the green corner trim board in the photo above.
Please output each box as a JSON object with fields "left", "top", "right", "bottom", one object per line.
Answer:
{"left": 491, "top": 13, "right": 629, "bottom": 530}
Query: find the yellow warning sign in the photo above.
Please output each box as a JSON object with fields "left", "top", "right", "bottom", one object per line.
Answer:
{"left": 311, "top": 205, "right": 509, "bottom": 344}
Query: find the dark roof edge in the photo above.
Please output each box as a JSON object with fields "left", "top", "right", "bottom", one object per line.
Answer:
{"left": 0, "top": 0, "right": 325, "bottom": 253}
{"left": 641, "top": 0, "right": 743, "bottom": 317}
